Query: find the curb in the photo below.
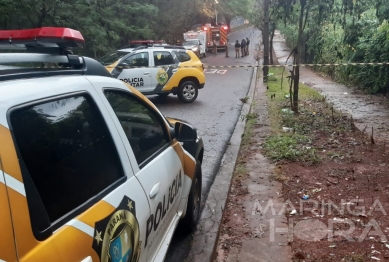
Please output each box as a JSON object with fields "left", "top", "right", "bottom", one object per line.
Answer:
{"left": 186, "top": 44, "right": 260, "bottom": 262}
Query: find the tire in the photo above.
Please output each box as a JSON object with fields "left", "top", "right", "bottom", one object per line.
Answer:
{"left": 177, "top": 81, "right": 198, "bottom": 103}
{"left": 180, "top": 160, "right": 202, "bottom": 233}
{"left": 157, "top": 93, "right": 169, "bottom": 97}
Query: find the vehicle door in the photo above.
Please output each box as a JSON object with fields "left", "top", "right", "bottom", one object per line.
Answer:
{"left": 150, "top": 51, "right": 179, "bottom": 93}
{"left": 101, "top": 89, "right": 184, "bottom": 260}
{"left": 0, "top": 156, "right": 17, "bottom": 262}
{"left": 4, "top": 85, "right": 150, "bottom": 262}
{"left": 115, "top": 51, "right": 152, "bottom": 92}
{"left": 199, "top": 33, "right": 206, "bottom": 54}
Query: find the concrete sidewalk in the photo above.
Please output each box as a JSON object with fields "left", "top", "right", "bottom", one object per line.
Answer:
{"left": 212, "top": 43, "right": 292, "bottom": 262}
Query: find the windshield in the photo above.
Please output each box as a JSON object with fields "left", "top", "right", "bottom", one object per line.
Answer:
{"left": 98, "top": 51, "right": 130, "bottom": 66}
{"left": 183, "top": 40, "right": 199, "bottom": 46}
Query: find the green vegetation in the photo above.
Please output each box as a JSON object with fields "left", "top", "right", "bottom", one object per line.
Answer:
{"left": 273, "top": 0, "right": 389, "bottom": 94}
{"left": 0, "top": 0, "right": 254, "bottom": 58}
{"left": 263, "top": 134, "right": 319, "bottom": 163}
{"left": 263, "top": 68, "right": 323, "bottom": 165}
{"left": 241, "top": 111, "right": 257, "bottom": 148}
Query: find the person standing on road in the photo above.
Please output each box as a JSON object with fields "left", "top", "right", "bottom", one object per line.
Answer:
{"left": 241, "top": 38, "right": 246, "bottom": 57}
{"left": 246, "top": 37, "right": 250, "bottom": 55}
{"left": 235, "top": 40, "right": 241, "bottom": 58}
{"left": 213, "top": 38, "right": 217, "bottom": 55}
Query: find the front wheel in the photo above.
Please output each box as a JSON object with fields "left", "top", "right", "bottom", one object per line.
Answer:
{"left": 177, "top": 81, "right": 198, "bottom": 103}
{"left": 180, "top": 160, "right": 202, "bottom": 233}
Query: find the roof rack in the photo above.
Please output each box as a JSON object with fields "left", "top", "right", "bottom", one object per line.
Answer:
{"left": 0, "top": 27, "right": 111, "bottom": 81}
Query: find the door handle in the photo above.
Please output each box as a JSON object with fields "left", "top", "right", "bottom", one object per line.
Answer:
{"left": 144, "top": 72, "right": 150, "bottom": 75}
{"left": 149, "top": 182, "right": 160, "bottom": 199}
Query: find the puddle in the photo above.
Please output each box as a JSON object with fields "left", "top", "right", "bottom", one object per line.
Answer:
{"left": 273, "top": 31, "right": 389, "bottom": 142}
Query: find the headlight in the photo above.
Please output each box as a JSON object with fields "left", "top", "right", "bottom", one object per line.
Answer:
{"left": 192, "top": 47, "right": 198, "bottom": 52}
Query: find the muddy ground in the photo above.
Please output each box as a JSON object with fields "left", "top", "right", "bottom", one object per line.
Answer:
{"left": 217, "top": 36, "right": 389, "bottom": 262}
{"left": 277, "top": 107, "right": 389, "bottom": 262}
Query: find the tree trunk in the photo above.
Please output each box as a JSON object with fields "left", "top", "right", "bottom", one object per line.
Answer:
{"left": 269, "top": 22, "right": 276, "bottom": 64}
{"left": 293, "top": 0, "right": 306, "bottom": 113}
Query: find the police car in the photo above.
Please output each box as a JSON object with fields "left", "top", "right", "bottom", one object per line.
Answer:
{"left": 97, "top": 40, "right": 165, "bottom": 70}
{"left": 0, "top": 27, "right": 204, "bottom": 262}
{"left": 101, "top": 45, "right": 206, "bottom": 103}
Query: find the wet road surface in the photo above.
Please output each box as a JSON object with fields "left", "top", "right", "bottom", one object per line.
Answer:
{"left": 144, "top": 27, "right": 262, "bottom": 261}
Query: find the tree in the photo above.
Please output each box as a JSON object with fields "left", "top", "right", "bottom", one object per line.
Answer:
{"left": 272, "top": 0, "right": 335, "bottom": 112}
{"left": 216, "top": 0, "right": 255, "bottom": 29}
{"left": 0, "top": 0, "right": 254, "bottom": 57}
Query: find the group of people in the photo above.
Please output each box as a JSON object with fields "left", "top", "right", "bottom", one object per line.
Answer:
{"left": 235, "top": 38, "right": 250, "bottom": 58}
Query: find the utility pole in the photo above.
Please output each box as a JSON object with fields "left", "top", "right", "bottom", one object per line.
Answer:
{"left": 263, "top": 0, "right": 270, "bottom": 82}
{"left": 215, "top": 0, "right": 219, "bottom": 25}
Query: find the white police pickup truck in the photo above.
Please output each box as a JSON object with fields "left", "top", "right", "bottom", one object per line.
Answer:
{"left": 0, "top": 27, "right": 204, "bottom": 262}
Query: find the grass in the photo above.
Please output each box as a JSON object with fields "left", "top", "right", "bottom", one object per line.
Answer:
{"left": 234, "top": 164, "right": 247, "bottom": 177}
{"left": 263, "top": 134, "right": 319, "bottom": 164}
{"left": 263, "top": 67, "right": 323, "bottom": 164}
{"left": 233, "top": 94, "right": 258, "bottom": 180}
{"left": 240, "top": 96, "right": 249, "bottom": 103}
{"left": 241, "top": 111, "right": 257, "bottom": 148}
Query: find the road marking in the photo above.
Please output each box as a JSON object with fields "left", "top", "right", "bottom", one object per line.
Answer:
{"left": 204, "top": 69, "right": 228, "bottom": 74}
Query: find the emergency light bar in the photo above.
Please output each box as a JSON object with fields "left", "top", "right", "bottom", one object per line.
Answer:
{"left": 0, "top": 27, "right": 84, "bottom": 49}
{"left": 0, "top": 27, "right": 113, "bottom": 82}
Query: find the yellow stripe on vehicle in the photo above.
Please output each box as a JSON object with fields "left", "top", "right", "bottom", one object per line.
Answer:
{"left": 172, "top": 142, "right": 196, "bottom": 180}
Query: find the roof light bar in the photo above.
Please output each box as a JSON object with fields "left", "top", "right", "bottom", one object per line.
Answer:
{"left": 0, "top": 27, "right": 84, "bottom": 48}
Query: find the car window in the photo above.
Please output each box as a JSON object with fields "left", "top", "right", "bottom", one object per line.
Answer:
{"left": 10, "top": 94, "right": 124, "bottom": 223}
{"left": 98, "top": 51, "right": 131, "bottom": 66}
{"left": 122, "top": 52, "right": 149, "bottom": 67}
{"left": 183, "top": 40, "right": 199, "bottom": 46}
{"left": 104, "top": 90, "right": 170, "bottom": 166}
{"left": 153, "top": 51, "right": 175, "bottom": 66}
{"left": 175, "top": 51, "right": 191, "bottom": 62}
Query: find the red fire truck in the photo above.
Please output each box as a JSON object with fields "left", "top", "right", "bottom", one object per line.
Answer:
{"left": 202, "top": 24, "right": 228, "bottom": 52}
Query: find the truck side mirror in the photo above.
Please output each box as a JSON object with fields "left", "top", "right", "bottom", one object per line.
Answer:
{"left": 174, "top": 122, "right": 197, "bottom": 142}
{"left": 119, "top": 62, "right": 129, "bottom": 66}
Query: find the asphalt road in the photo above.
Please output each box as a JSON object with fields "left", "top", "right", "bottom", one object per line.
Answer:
{"left": 145, "top": 27, "right": 262, "bottom": 262}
